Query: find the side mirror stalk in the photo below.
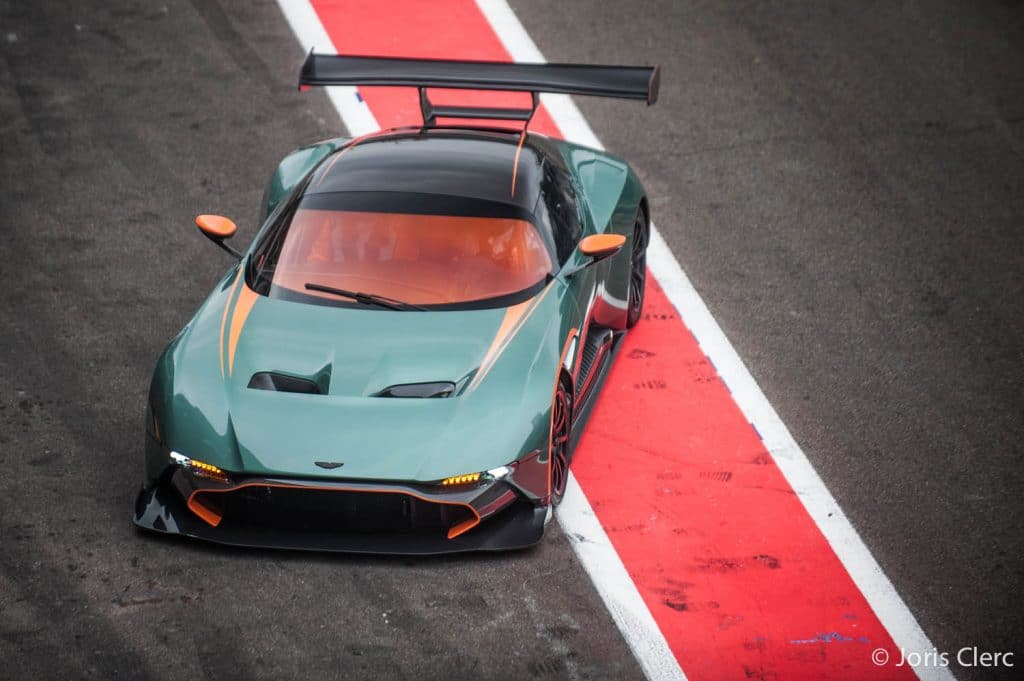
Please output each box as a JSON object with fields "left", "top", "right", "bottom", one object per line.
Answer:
{"left": 212, "top": 240, "right": 243, "bottom": 260}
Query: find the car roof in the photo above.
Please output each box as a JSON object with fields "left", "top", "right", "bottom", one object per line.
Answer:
{"left": 305, "top": 128, "right": 546, "bottom": 213}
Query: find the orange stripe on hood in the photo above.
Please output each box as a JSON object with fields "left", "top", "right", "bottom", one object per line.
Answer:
{"left": 218, "top": 269, "right": 244, "bottom": 378}
{"left": 227, "top": 284, "right": 259, "bottom": 377}
{"left": 467, "top": 284, "right": 553, "bottom": 391}
{"left": 474, "top": 300, "right": 530, "bottom": 384}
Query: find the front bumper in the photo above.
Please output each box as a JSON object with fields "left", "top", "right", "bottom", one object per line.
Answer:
{"left": 133, "top": 468, "right": 547, "bottom": 555}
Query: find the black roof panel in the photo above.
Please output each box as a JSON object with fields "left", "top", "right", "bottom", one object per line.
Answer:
{"left": 306, "top": 130, "right": 544, "bottom": 212}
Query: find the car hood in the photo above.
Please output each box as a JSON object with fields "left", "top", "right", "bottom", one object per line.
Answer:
{"left": 162, "top": 276, "right": 565, "bottom": 483}
{"left": 233, "top": 294, "right": 497, "bottom": 398}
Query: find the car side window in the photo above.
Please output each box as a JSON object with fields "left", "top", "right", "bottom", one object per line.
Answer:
{"left": 539, "top": 160, "right": 583, "bottom": 265}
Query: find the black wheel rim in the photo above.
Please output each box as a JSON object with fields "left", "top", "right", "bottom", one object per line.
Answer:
{"left": 629, "top": 218, "right": 647, "bottom": 318}
{"left": 550, "top": 382, "right": 571, "bottom": 502}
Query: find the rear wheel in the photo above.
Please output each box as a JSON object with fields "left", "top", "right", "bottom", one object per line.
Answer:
{"left": 626, "top": 210, "right": 648, "bottom": 328}
{"left": 549, "top": 378, "right": 572, "bottom": 506}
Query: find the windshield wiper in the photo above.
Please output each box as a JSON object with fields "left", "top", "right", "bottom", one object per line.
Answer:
{"left": 304, "top": 282, "right": 428, "bottom": 311}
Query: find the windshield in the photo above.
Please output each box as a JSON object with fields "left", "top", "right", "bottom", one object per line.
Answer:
{"left": 252, "top": 193, "right": 555, "bottom": 309}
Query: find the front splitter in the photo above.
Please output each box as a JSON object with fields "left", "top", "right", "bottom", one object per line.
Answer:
{"left": 134, "top": 482, "right": 547, "bottom": 555}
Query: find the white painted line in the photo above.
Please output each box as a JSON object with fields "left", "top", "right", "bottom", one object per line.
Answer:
{"left": 476, "top": 1, "right": 952, "bottom": 680}
{"left": 276, "top": 0, "right": 379, "bottom": 137}
{"left": 559, "top": 474, "right": 689, "bottom": 681}
{"left": 472, "top": 0, "right": 602, "bottom": 149}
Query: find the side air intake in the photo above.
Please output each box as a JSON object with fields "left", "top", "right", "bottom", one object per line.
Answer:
{"left": 375, "top": 382, "right": 456, "bottom": 398}
{"left": 248, "top": 372, "right": 322, "bottom": 395}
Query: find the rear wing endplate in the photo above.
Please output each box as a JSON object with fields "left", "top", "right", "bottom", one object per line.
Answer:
{"left": 299, "top": 52, "right": 659, "bottom": 126}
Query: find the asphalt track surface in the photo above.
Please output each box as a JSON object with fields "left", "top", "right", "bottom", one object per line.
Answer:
{"left": 0, "top": 1, "right": 1021, "bottom": 681}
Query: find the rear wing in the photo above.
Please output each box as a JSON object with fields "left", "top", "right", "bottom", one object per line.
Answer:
{"left": 299, "top": 52, "right": 659, "bottom": 126}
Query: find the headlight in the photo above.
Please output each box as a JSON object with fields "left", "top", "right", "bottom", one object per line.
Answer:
{"left": 441, "top": 472, "right": 481, "bottom": 486}
{"left": 439, "top": 463, "right": 517, "bottom": 486}
{"left": 485, "top": 465, "right": 514, "bottom": 479}
{"left": 170, "top": 451, "right": 230, "bottom": 484}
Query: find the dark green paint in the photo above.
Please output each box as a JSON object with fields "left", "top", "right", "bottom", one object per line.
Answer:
{"left": 147, "top": 132, "right": 646, "bottom": 494}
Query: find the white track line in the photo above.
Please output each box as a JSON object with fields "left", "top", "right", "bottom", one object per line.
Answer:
{"left": 558, "top": 476, "right": 689, "bottom": 681}
{"left": 476, "top": 1, "right": 952, "bottom": 680}
{"left": 277, "top": 0, "right": 379, "bottom": 136}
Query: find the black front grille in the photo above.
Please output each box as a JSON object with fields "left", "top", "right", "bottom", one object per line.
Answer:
{"left": 207, "top": 486, "right": 472, "bottom": 536}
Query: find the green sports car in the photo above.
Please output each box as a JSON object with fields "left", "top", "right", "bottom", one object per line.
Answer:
{"left": 134, "top": 53, "right": 657, "bottom": 553}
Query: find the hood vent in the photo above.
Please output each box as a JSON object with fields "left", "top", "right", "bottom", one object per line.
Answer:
{"left": 248, "top": 372, "right": 322, "bottom": 395}
{"left": 375, "top": 381, "right": 455, "bottom": 398}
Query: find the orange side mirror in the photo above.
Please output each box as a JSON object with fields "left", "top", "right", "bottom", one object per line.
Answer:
{"left": 578, "top": 233, "right": 626, "bottom": 260}
{"left": 196, "top": 214, "right": 238, "bottom": 239}
{"left": 195, "top": 215, "right": 242, "bottom": 259}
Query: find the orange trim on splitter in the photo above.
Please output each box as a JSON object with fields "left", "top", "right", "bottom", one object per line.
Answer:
{"left": 188, "top": 494, "right": 225, "bottom": 527}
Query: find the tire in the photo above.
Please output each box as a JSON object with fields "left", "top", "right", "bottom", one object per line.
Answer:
{"left": 548, "top": 377, "right": 572, "bottom": 507}
{"left": 626, "top": 209, "right": 649, "bottom": 328}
